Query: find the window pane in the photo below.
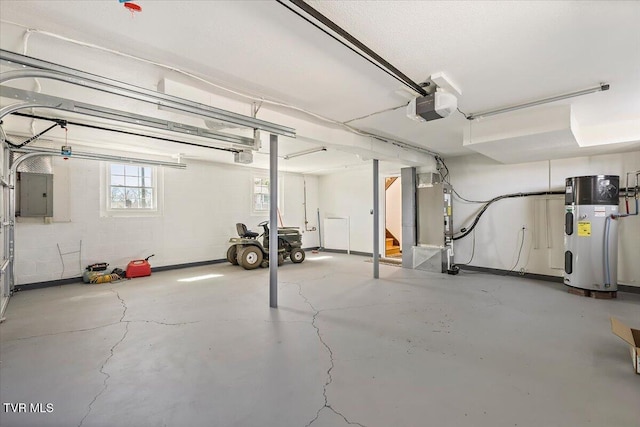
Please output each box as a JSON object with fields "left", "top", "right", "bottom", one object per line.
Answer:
{"left": 125, "top": 176, "right": 140, "bottom": 187}
{"left": 125, "top": 165, "right": 140, "bottom": 175}
{"left": 111, "top": 164, "right": 124, "bottom": 175}
{"left": 126, "top": 188, "right": 140, "bottom": 206}
{"left": 141, "top": 189, "right": 153, "bottom": 208}
{"left": 108, "top": 164, "right": 156, "bottom": 211}
{"left": 111, "top": 175, "right": 125, "bottom": 186}
{"left": 111, "top": 187, "right": 124, "bottom": 199}
{"left": 110, "top": 187, "right": 125, "bottom": 209}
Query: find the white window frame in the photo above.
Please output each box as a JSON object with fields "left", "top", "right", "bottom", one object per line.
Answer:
{"left": 251, "top": 173, "right": 283, "bottom": 216}
{"left": 101, "top": 162, "right": 163, "bottom": 217}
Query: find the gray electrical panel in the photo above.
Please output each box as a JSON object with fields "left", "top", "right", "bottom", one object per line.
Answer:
{"left": 18, "top": 172, "right": 53, "bottom": 217}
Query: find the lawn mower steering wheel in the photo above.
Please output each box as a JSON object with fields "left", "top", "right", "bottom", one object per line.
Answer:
{"left": 258, "top": 220, "right": 269, "bottom": 227}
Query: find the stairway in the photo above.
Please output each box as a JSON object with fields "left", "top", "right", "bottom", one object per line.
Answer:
{"left": 385, "top": 229, "right": 401, "bottom": 257}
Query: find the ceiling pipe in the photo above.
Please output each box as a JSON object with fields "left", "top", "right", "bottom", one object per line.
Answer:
{"left": 467, "top": 83, "right": 610, "bottom": 120}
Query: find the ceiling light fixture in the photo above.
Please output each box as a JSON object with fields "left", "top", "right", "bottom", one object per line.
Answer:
{"left": 467, "top": 83, "right": 610, "bottom": 120}
{"left": 283, "top": 146, "right": 327, "bottom": 160}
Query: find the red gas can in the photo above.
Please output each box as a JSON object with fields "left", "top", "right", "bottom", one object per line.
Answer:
{"left": 126, "top": 254, "right": 154, "bottom": 278}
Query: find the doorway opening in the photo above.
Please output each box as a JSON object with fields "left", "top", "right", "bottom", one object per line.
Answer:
{"left": 384, "top": 176, "right": 402, "bottom": 259}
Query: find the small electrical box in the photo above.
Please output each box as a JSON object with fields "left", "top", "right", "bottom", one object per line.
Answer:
{"left": 18, "top": 172, "right": 53, "bottom": 217}
{"left": 234, "top": 151, "right": 253, "bottom": 164}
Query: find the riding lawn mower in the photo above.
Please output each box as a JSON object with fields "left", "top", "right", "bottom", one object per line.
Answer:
{"left": 226, "top": 221, "right": 305, "bottom": 270}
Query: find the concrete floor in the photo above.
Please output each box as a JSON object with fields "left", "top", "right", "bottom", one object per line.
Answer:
{"left": 1, "top": 253, "right": 639, "bottom": 427}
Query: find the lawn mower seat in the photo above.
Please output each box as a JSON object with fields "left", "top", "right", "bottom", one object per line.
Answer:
{"left": 236, "top": 223, "right": 259, "bottom": 238}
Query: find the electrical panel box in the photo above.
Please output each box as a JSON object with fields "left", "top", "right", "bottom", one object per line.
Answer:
{"left": 18, "top": 172, "right": 54, "bottom": 217}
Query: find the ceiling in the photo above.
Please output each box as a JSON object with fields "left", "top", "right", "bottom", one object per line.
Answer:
{"left": 0, "top": 1, "right": 639, "bottom": 173}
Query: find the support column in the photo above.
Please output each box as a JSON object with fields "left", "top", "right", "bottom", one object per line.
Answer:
{"left": 373, "top": 159, "right": 379, "bottom": 279}
{"left": 269, "top": 134, "right": 278, "bottom": 308}
{"left": 401, "top": 167, "right": 417, "bottom": 269}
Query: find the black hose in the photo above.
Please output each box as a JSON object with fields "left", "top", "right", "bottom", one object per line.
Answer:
{"left": 453, "top": 190, "right": 564, "bottom": 241}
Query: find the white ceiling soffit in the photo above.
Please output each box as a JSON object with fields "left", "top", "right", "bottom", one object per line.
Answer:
{"left": 462, "top": 105, "right": 640, "bottom": 164}
{"left": 0, "top": 1, "right": 638, "bottom": 164}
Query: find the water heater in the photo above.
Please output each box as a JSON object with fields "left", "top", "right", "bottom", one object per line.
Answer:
{"left": 564, "top": 175, "right": 619, "bottom": 292}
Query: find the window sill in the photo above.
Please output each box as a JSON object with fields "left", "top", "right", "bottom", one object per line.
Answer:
{"left": 101, "top": 209, "right": 162, "bottom": 218}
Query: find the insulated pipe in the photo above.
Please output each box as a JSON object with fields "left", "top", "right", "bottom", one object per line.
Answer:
{"left": 269, "top": 134, "right": 278, "bottom": 308}
{"left": 373, "top": 159, "right": 379, "bottom": 279}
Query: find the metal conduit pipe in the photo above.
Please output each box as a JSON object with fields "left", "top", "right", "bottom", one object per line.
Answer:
{"left": 11, "top": 146, "right": 187, "bottom": 169}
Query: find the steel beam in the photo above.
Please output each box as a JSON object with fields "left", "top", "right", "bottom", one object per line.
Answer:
{"left": 269, "top": 134, "right": 278, "bottom": 308}
{"left": 401, "top": 167, "right": 417, "bottom": 268}
{"left": 373, "top": 159, "right": 379, "bottom": 279}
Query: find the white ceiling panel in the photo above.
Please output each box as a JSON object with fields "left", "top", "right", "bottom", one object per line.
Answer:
{"left": 0, "top": 0, "right": 638, "bottom": 169}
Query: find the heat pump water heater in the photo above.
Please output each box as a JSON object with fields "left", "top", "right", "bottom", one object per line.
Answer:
{"left": 564, "top": 175, "right": 619, "bottom": 292}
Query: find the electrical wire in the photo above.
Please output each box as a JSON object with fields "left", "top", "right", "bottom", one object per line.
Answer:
{"left": 456, "top": 107, "right": 470, "bottom": 120}
{"left": 11, "top": 113, "right": 240, "bottom": 153}
{"left": 4, "top": 120, "right": 66, "bottom": 148}
{"left": 604, "top": 197, "right": 639, "bottom": 286}
{"left": 436, "top": 156, "right": 491, "bottom": 203}
{"left": 1, "top": 20, "right": 441, "bottom": 159}
{"left": 505, "top": 227, "right": 526, "bottom": 275}
{"left": 456, "top": 228, "right": 476, "bottom": 265}
{"left": 343, "top": 102, "right": 409, "bottom": 124}
{"left": 452, "top": 190, "right": 564, "bottom": 241}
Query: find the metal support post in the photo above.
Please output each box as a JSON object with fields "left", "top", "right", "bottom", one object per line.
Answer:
{"left": 373, "top": 159, "right": 379, "bottom": 279}
{"left": 269, "top": 134, "right": 278, "bottom": 308}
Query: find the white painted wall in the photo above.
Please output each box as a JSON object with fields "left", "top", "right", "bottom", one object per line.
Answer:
{"left": 385, "top": 177, "right": 402, "bottom": 246}
{"left": 447, "top": 151, "right": 640, "bottom": 287}
{"left": 318, "top": 166, "right": 374, "bottom": 254}
{"left": 318, "top": 162, "right": 414, "bottom": 254}
{"left": 14, "top": 155, "right": 319, "bottom": 285}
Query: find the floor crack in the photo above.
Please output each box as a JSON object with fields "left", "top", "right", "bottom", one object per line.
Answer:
{"left": 296, "top": 284, "right": 366, "bottom": 427}
{"left": 4, "top": 322, "right": 121, "bottom": 342}
{"left": 78, "top": 289, "right": 129, "bottom": 427}
{"left": 128, "top": 319, "right": 199, "bottom": 326}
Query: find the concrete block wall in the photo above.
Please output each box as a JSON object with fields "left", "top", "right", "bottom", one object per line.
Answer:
{"left": 14, "top": 156, "right": 319, "bottom": 285}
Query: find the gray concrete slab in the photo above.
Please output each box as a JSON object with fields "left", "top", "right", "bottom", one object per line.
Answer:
{"left": 1, "top": 253, "right": 639, "bottom": 427}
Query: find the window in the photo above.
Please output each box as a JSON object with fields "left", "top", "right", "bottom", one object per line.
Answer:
{"left": 252, "top": 175, "right": 283, "bottom": 214}
{"left": 108, "top": 164, "right": 156, "bottom": 210}
{"left": 253, "top": 177, "right": 270, "bottom": 212}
